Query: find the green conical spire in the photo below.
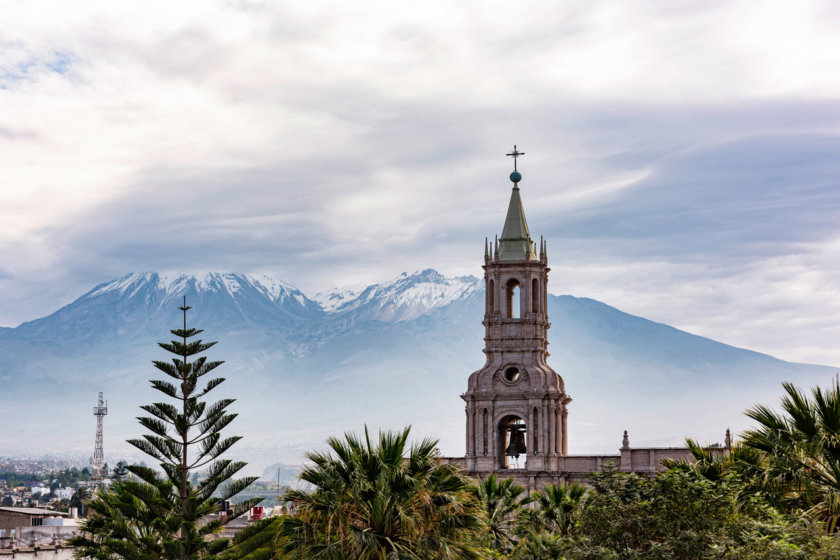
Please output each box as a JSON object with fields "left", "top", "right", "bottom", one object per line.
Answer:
{"left": 498, "top": 185, "right": 537, "bottom": 261}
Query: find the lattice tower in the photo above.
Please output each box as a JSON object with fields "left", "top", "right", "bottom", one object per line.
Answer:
{"left": 92, "top": 392, "right": 108, "bottom": 481}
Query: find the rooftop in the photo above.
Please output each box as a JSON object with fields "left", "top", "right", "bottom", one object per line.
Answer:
{"left": 0, "top": 507, "right": 69, "bottom": 517}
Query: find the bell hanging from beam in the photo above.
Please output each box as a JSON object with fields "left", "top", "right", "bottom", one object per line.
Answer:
{"left": 505, "top": 428, "right": 527, "bottom": 458}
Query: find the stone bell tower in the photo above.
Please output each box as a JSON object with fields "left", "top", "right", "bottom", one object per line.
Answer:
{"left": 463, "top": 147, "right": 571, "bottom": 474}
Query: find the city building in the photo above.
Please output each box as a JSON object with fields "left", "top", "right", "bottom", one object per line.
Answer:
{"left": 0, "top": 506, "right": 79, "bottom": 548}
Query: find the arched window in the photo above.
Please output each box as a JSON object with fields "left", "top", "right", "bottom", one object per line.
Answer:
{"left": 531, "top": 278, "right": 539, "bottom": 313}
{"left": 506, "top": 279, "right": 520, "bottom": 319}
{"left": 488, "top": 279, "right": 495, "bottom": 314}
{"left": 499, "top": 416, "right": 527, "bottom": 469}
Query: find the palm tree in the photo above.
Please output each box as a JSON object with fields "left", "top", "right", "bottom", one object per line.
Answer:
{"left": 743, "top": 380, "right": 840, "bottom": 530}
{"left": 663, "top": 438, "right": 768, "bottom": 512}
{"left": 516, "top": 483, "right": 586, "bottom": 538}
{"left": 211, "top": 517, "right": 286, "bottom": 560}
{"left": 469, "top": 474, "right": 529, "bottom": 551}
{"left": 278, "top": 426, "right": 483, "bottom": 559}
{"left": 663, "top": 438, "right": 764, "bottom": 481}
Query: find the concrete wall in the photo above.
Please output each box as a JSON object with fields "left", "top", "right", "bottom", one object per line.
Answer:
{"left": 621, "top": 447, "right": 698, "bottom": 473}
{"left": 0, "top": 513, "right": 69, "bottom": 534}
{"left": 0, "top": 511, "right": 31, "bottom": 533}
{"left": 442, "top": 445, "right": 718, "bottom": 492}
{"left": 0, "top": 526, "right": 79, "bottom": 551}
{"left": 0, "top": 546, "right": 76, "bottom": 558}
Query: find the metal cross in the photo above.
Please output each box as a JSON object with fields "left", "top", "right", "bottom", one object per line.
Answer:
{"left": 506, "top": 145, "right": 525, "bottom": 171}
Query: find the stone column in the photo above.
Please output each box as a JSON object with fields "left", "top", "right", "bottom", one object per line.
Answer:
{"left": 541, "top": 401, "right": 549, "bottom": 456}
{"left": 561, "top": 408, "right": 568, "bottom": 455}
{"left": 477, "top": 408, "right": 485, "bottom": 456}
{"left": 466, "top": 403, "right": 475, "bottom": 457}
{"left": 489, "top": 403, "right": 497, "bottom": 463}
{"left": 465, "top": 406, "right": 470, "bottom": 456}
{"left": 542, "top": 273, "right": 548, "bottom": 319}
{"left": 528, "top": 405, "right": 535, "bottom": 454}
{"left": 548, "top": 402, "right": 556, "bottom": 455}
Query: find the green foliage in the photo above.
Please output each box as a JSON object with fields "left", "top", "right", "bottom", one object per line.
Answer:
{"left": 498, "top": 381, "right": 840, "bottom": 559}
{"left": 211, "top": 517, "right": 287, "bottom": 560}
{"left": 279, "top": 426, "right": 484, "bottom": 559}
{"left": 504, "top": 468, "right": 840, "bottom": 560}
{"left": 572, "top": 469, "right": 745, "bottom": 558}
{"left": 70, "top": 469, "right": 180, "bottom": 559}
{"left": 0, "top": 466, "right": 91, "bottom": 488}
{"left": 508, "top": 531, "right": 570, "bottom": 560}
{"left": 72, "top": 299, "right": 259, "bottom": 560}
{"left": 62, "top": 374, "right": 840, "bottom": 558}
{"left": 112, "top": 461, "right": 129, "bottom": 481}
{"left": 469, "top": 474, "right": 529, "bottom": 552}
{"left": 663, "top": 439, "right": 769, "bottom": 509}
{"left": 663, "top": 439, "right": 764, "bottom": 483}
{"left": 514, "top": 482, "right": 586, "bottom": 539}
{"left": 55, "top": 467, "right": 92, "bottom": 486}
{"left": 743, "top": 380, "right": 840, "bottom": 528}
{"left": 70, "top": 486, "right": 89, "bottom": 516}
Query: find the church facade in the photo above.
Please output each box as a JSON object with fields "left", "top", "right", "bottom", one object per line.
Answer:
{"left": 441, "top": 154, "right": 726, "bottom": 490}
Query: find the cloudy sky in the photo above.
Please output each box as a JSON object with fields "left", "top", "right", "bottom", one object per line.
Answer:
{"left": 3, "top": 0, "right": 840, "bottom": 365}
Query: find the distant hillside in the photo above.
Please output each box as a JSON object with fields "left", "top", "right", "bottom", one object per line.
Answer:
{"left": 0, "top": 270, "right": 834, "bottom": 474}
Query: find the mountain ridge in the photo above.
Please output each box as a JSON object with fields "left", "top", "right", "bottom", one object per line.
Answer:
{"left": 0, "top": 269, "right": 835, "bottom": 472}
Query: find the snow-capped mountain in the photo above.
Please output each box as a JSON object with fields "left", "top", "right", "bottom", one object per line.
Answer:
{"left": 313, "top": 285, "right": 365, "bottom": 313}
{"left": 315, "top": 269, "right": 481, "bottom": 322}
{"left": 87, "top": 272, "right": 308, "bottom": 307}
{"left": 0, "top": 269, "right": 835, "bottom": 474}
{"left": 80, "top": 271, "right": 322, "bottom": 319}
{"left": 11, "top": 272, "right": 323, "bottom": 343}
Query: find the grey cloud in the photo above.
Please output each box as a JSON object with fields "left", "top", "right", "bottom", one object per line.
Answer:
{"left": 6, "top": 95, "right": 840, "bottom": 344}
{"left": 542, "top": 133, "right": 840, "bottom": 261}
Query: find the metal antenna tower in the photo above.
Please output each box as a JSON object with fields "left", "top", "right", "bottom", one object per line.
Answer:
{"left": 92, "top": 392, "right": 108, "bottom": 482}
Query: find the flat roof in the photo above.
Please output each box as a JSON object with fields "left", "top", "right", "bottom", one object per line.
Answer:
{"left": 0, "top": 507, "right": 69, "bottom": 517}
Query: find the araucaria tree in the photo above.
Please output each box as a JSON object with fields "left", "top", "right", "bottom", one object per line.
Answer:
{"left": 73, "top": 299, "right": 260, "bottom": 560}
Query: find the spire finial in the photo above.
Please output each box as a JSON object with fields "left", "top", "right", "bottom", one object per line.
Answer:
{"left": 506, "top": 145, "right": 525, "bottom": 171}
{"left": 506, "top": 145, "right": 524, "bottom": 184}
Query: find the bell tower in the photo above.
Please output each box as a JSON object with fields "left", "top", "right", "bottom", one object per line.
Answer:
{"left": 463, "top": 147, "right": 571, "bottom": 473}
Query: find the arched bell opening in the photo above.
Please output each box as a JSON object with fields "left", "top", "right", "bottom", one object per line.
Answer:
{"left": 498, "top": 415, "right": 527, "bottom": 469}
{"left": 505, "top": 279, "right": 521, "bottom": 319}
{"left": 531, "top": 278, "right": 539, "bottom": 313}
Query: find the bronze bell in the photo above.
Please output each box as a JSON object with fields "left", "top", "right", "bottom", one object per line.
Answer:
{"left": 505, "top": 429, "right": 527, "bottom": 458}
